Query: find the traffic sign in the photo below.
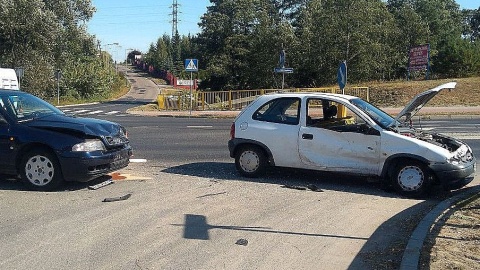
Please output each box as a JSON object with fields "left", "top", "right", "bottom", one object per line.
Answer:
{"left": 274, "top": 67, "right": 294, "bottom": 73}
{"left": 185, "top": 59, "right": 198, "bottom": 72}
{"left": 337, "top": 61, "right": 347, "bottom": 90}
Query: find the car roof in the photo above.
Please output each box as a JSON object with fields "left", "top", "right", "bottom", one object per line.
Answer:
{"left": 263, "top": 91, "right": 359, "bottom": 102}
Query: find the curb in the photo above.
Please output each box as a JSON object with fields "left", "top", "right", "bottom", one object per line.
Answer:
{"left": 399, "top": 185, "right": 480, "bottom": 269}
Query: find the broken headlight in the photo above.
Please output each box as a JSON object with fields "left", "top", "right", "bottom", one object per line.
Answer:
{"left": 447, "top": 146, "right": 473, "bottom": 165}
{"left": 72, "top": 139, "right": 106, "bottom": 152}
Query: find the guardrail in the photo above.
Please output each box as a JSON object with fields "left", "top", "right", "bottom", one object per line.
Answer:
{"left": 157, "top": 87, "right": 369, "bottom": 111}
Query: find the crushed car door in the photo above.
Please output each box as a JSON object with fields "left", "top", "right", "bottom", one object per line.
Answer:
{"left": 298, "top": 98, "right": 381, "bottom": 174}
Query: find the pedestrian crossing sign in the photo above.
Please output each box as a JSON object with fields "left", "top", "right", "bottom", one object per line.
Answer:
{"left": 185, "top": 59, "right": 198, "bottom": 72}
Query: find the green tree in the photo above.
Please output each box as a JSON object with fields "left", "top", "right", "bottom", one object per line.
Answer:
{"left": 292, "top": 0, "right": 399, "bottom": 85}
{"left": 0, "top": 0, "right": 58, "bottom": 96}
{"left": 0, "top": 0, "right": 121, "bottom": 100}
{"left": 463, "top": 8, "right": 480, "bottom": 42}
{"left": 197, "top": 0, "right": 297, "bottom": 90}
{"left": 388, "top": 0, "right": 465, "bottom": 76}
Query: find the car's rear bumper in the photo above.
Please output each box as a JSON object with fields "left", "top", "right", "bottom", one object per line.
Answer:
{"left": 58, "top": 145, "right": 133, "bottom": 182}
{"left": 228, "top": 139, "right": 236, "bottom": 158}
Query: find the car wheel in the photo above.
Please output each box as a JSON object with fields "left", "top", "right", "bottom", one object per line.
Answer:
{"left": 20, "top": 149, "right": 64, "bottom": 191}
{"left": 391, "top": 160, "right": 431, "bottom": 198}
{"left": 235, "top": 145, "right": 267, "bottom": 177}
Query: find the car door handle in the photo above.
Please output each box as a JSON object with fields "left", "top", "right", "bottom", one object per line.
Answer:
{"left": 302, "top": 133, "right": 313, "bottom": 140}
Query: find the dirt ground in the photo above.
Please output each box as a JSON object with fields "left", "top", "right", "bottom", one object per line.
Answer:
{"left": 420, "top": 195, "right": 480, "bottom": 269}
{"left": 366, "top": 77, "right": 480, "bottom": 107}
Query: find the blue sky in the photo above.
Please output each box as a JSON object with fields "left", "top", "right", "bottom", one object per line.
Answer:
{"left": 87, "top": 0, "right": 479, "bottom": 62}
{"left": 88, "top": 0, "right": 210, "bottom": 62}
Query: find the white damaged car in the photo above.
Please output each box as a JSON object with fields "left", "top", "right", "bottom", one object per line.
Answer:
{"left": 228, "top": 82, "right": 476, "bottom": 197}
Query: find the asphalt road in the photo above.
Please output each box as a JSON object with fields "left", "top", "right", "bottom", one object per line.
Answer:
{"left": 1, "top": 69, "right": 479, "bottom": 269}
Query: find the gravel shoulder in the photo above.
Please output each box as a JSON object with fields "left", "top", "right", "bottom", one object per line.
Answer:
{"left": 420, "top": 194, "right": 480, "bottom": 269}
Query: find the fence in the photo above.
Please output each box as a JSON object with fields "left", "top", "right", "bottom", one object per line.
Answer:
{"left": 157, "top": 87, "right": 369, "bottom": 111}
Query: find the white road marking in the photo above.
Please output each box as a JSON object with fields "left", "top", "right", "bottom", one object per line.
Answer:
{"left": 442, "top": 133, "right": 480, "bottom": 140}
{"left": 85, "top": 110, "right": 103, "bottom": 115}
{"left": 104, "top": 111, "right": 121, "bottom": 115}
{"left": 74, "top": 109, "right": 90, "bottom": 114}
{"left": 187, "top": 125, "right": 213, "bottom": 128}
{"left": 130, "top": 159, "right": 148, "bottom": 163}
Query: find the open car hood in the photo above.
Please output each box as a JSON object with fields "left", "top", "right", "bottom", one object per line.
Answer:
{"left": 392, "top": 82, "right": 457, "bottom": 127}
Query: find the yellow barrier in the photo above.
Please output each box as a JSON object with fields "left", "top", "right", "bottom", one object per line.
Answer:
{"left": 157, "top": 94, "right": 165, "bottom": 110}
{"left": 164, "top": 87, "right": 369, "bottom": 111}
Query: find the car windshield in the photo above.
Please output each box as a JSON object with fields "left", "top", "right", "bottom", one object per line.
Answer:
{"left": 0, "top": 93, "right": 64, "bottom": 122}
{"left": 350, "top": 98, "right": 398, "bottom": 129}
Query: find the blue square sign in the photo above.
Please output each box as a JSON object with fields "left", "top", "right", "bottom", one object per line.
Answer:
{"left": 185, "top": 59, "right": 198, "bottom": 72}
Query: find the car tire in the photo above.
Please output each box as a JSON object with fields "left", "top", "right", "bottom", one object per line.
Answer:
{"left": 235, "top": 145, "right": 267, "bottom": 177}
{"left": 391, "top": 160, "right": 431, "bottom": 198}
{"left": 20, "top": 149, "right": 64, "bottom": 191}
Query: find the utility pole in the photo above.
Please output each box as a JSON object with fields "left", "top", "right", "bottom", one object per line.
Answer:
{"left": 171, "top": 0, "right": 179, "bottom": 37}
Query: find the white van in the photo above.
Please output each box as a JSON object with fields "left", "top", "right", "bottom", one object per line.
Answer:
{"left": 0, "top": 68, "right": 19, "bottom": 90}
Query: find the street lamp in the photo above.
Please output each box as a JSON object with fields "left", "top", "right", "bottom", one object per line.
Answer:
{"left": 104, "top": 42, "right": 120, "bottom": 69}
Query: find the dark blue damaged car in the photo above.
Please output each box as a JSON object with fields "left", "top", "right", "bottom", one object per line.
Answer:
{"left": 0, "top": 90, "right": 132, "bottom": 191}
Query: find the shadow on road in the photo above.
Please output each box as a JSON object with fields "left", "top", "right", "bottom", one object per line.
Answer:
{"left": 0, "top": 174, "right": 114, "bottom": 192}
{"left": 172, "top": 213, "right": 371, "bottom": 241}
{"left": 348, "top": 199, "right": 439, "bottom": 269}
{"left": 162, "top": 161, "right": 404, "bottom": 198}
{"left": 348, "top": 185, "right": 470, "bottom": 269}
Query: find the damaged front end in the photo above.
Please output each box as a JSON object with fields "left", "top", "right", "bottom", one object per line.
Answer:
{"left": 400, "top": 128, "right": 476, "bottom": 190}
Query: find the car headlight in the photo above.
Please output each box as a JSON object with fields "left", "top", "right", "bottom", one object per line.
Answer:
{"left": 72, "top": 139, "right": 106, "bottom": 152}
{"left": 447, "top": 155, "right": 460, "bottom": 165}
{"left": 447, "top": 146, "right": 473, "bottom": 165}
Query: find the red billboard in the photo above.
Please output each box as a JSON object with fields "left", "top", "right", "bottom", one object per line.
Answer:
{"left": 409, "top": 44, "right": 429, "bottom": 67}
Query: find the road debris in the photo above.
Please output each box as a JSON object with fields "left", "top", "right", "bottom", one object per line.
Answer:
{"left": 282, "top": 184, "right": 323, "bottom": 192}
{"left": 307, "top": 184, "right": 323, "bottom": 192}
{"left": 197, "top": 192, "right": 227, "bottom": 198}
{"left": 235, "top": 239, "right": 248, "bottom": 246}
{"left": 282, "top": 184, "right": 307, "bottom": 190}
{"left": 102, "top": 193, "right": 132, "bottom": 202}
{"left": 88, "top": 179, "right": 114, "bottom": 190}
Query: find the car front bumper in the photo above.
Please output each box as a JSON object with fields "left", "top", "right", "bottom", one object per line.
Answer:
{"left": 429, "top": 159, "right": 476, "bottom": 190}
{"left": 58, "top": 145, "right": 133, "bottom": 182}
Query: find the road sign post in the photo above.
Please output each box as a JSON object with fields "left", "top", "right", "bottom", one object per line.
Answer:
{"left": 14, "top": 67, "right": 24, "bottom": 89}
{"left": 185, "top": 59, "right": 198, "bottom": 115}
{"left": 337, "top": 61, "right": 348, "bottom": 118}
{"left": 274, "top": 48, "right": 293, "bottom": 90}
{"left": 337, "top": 61, "right": 347, "bottom": 94}
{"left": 55, "top": 69, "right": 62, "bottom": 105}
